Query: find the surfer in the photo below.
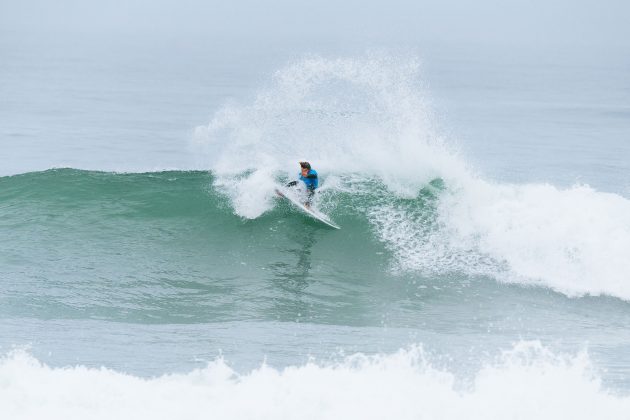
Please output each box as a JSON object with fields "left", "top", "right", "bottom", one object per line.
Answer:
{"left": 286, "top": 161, "right": 318, "bottom": 207}
{"left": 276, "top": 161, "right": 339, "bottom": 228}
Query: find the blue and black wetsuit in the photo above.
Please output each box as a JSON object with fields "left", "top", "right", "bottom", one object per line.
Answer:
{"left": 299, "top": 169, "right": 318, "bottom": 191}
{"left": 287, "top": 169, "right": 318, "bottom": 203}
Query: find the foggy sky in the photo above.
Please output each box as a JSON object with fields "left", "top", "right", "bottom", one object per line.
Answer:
{"left": 1, "top": 0, "right": 629, "bottom": 50}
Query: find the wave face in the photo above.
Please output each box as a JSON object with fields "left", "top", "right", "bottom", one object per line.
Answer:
{"left": 0, "top": 169, "right": 389, "bottom": 323}
{"left": 4, "top": 168, "right": 630, "bottom": 391}
{"left": 3, "top": 165, "right": 630, "bottom": 311}
{"left": 191, "top": 54, "right": 630, "bottom": 301}
{"left": 2, "top": 342, "right": 629, "bottom": 420}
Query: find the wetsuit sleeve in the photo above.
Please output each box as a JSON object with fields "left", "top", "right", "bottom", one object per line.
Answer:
{"left": 305, "top": 174, "right": 318, "bottom": 179}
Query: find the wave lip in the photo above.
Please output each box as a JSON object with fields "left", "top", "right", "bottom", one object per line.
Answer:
{"left": 1, "top": 342, "right": 629, "bottom": 419}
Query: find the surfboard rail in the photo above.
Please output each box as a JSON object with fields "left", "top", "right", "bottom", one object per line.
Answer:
{"left": 275, "top": 188, "right": 340, "bottom": 229}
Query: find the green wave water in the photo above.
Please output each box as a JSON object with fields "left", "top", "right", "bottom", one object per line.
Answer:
{"left": 1, "top": 169, "right": 432, "bottom": 325}
{"left": 4, "top": 168, "right": 630, "bottom": 395}
{"left": 4, "top": 169, "right": 630, "bottom": 366}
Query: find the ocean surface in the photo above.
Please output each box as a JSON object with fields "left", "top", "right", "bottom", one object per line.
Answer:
{"left": 2, "top": 31, "right": 630, "bottom": 418}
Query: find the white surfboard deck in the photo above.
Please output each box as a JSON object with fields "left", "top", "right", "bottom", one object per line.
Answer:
{"left": 275, "top": 188, "right": 340, "bottom": 229}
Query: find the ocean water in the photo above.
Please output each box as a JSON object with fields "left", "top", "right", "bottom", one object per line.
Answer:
{"left": 2, "top": 29, "right": 630, "bottom": 418}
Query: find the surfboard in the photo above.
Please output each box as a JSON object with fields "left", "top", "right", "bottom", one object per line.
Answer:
{"left": 275, "top": 188, "right": 340, "bottom": 229}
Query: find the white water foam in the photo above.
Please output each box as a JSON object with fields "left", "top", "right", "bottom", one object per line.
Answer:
{"left": 439, "top": 179, "right": 630, "bottom": 298}
{"left": 1, "top": 342, "right": 628, "bottom": 420}
{"left": 371, "top": 176, "right": 630, "bottom": 299}
{"left": 195, "top": 53, "right": 630, "bottom": 301}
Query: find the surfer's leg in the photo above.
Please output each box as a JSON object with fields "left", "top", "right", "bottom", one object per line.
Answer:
{"left": 305, "top": 189, "right": 315, "bottom": 208}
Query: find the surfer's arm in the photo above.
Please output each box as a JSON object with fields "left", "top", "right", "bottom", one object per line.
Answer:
{"left": 305, "top": 173, "right": 317, "bottom": 190}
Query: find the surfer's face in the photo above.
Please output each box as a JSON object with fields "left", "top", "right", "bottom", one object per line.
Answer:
{"left": 301, "top": 168, "right": 309, "bottom": 176}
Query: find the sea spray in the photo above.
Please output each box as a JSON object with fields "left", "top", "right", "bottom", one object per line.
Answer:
{"left": 193, "top": 53, "right": 465, "bottom": 219}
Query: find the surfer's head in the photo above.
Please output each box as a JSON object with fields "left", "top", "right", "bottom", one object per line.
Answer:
{"left": 299, "top": 161, "right": 311, "bottom": 176}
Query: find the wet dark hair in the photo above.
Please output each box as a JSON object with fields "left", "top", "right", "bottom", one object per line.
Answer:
{"left": 299, "top": 161, "right": 311, "bottom": 170}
